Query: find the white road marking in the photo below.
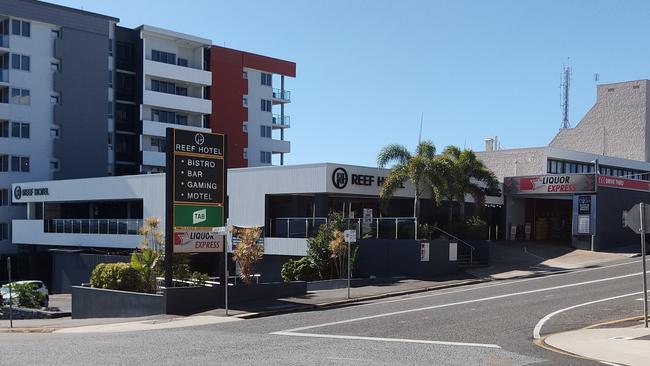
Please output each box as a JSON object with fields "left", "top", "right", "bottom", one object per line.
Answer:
{"left": 354, "top": 259, "right": 642, "bottom": 309}
{"left": 271, "top": 331, "right": 501, "bottom": 349}
{"left": 533, "top": 291, "right": 649, "bottom": 339}
{"left": 279, "top": 271, "right": 643, "bottom": 334}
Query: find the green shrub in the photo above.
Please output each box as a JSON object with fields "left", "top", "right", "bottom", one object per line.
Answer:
{"left": 190, "top": 271, "right": 209, "bottom": 286}
{"left": 90, "top": 262, "right": 143, "bottom": 292}
{"left": 11, "top": 282, "right": 44, "bottom": 308}
{"left": 453, "top": 216, "right": 488, "bottom": 240}
{"left": 281, "top": 257, "right": 318, "bottom": 282}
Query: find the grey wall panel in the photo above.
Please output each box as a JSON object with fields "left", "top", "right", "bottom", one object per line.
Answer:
{"left": 53, "top": 27, "right": 109, "bottom": 179}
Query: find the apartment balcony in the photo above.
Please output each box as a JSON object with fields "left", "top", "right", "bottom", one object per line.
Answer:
{"left": 142, "top": 119, "right": 210, "bottom": 138}
{"left": 12, "top": 219, "right": 141, "bottom": 249}
{"left": 143, "top": 89, "right": 211, "bottom": 114}
{"left": 142, "top": 150, "right": 165, "bottom": 167}
{"left": 272, "top": 88, "right": 291, "bottom": 104}
{"left": 144, "top": 59, "right": 211, "bottom": 86}
{"left": 272, "top": 114, "right": 290, "bottom": 129}
{"left": 270, "top": 138, "right": 290, "bottom": 154}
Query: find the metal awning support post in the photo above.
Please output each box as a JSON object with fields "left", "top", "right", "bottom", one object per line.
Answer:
{"left": 640, "top": 202, "right": 648, "bottom": 328}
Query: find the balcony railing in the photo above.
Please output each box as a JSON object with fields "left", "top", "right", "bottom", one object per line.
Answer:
{"left": 272, "top": 114, "right": 290, "bottom": 127}
{"left": 0, "top": 35, "right": 8, "bottom": 48}
{"left": 270, "top": 217, "right": 417, "bottom": 240}
{"left": 0, "top": 69, "right": 7, "bottom": 83}
{"left": 44, "top": 219, "right": 144, "bottom": 235}
{"left": 272, "top": 88, "right": 291, "bottom": 102}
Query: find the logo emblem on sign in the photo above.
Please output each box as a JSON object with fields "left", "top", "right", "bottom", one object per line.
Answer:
{"left": 13, "top": 186, "right": 21, "bottom": 200}
{"left": 195, "top": 133, "right": 205, "bottom": 146}
{"left": 332, "top": 168, "right": 348, "bottom": 189}
{"left": 193, "top": 208, "right": 207, "bottom": 224}
{"left": 519, "top": 177, "right": 541, "bottom": 191}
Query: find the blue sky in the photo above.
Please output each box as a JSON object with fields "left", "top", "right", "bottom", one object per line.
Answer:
{"left": 51, "top": 0, "right": 650, "bottom": 166}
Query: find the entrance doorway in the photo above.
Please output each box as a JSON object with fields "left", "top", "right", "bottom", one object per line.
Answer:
{"left": 525, "top": 197, "right": 572, "bottom": 242}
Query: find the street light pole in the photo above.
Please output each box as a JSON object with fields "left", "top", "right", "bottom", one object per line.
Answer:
{"left": 640, "top": 202, "right": 648, "bottom": 328}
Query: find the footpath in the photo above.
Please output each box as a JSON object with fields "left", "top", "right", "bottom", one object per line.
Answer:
{"left": 544, "top": 318, "right": 650, "bottom": 366}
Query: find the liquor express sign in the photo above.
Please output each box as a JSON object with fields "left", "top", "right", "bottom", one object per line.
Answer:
{"left": 166, "top": 129, "right": 225, "bottom": 253}
{"left": 503, "top": 173, "right": 596, "bottom": 195}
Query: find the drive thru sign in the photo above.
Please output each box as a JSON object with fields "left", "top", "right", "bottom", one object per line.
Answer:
{"left": 623, "top": 202, "right": 649, "bottom": 328}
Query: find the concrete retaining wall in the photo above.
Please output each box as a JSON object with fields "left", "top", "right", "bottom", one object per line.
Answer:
{"left": 71, "top": 286, "right": 165, "bottom": 319}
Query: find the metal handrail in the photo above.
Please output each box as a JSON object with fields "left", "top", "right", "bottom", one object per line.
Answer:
{"left": 431, "top": 225, "right": 476, "bottom": 265}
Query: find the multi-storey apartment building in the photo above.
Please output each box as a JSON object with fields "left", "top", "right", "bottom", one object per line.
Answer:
{"left": 112, "top": 25, "right": 212, "bottom": 174}
{"left": 211, "top": 46, "right": 296, "bottom": 168}
{"left": 0, "top": 0, "right": 117, "bottom": 253}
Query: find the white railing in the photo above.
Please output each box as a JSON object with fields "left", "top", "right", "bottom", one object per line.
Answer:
{"left": 270, "top": 217, "right": 417, "bottom": 240}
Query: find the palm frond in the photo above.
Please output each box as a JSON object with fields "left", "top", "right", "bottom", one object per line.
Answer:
{"left": 377, "top": 144, "right": 411, "bottom": 168}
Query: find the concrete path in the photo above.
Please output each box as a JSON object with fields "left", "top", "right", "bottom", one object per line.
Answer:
{"left": 55, "top": 315, "right": 241, "bottom": 334}
{"left": 467, "top": 241, "right": 636, "bottom": 280}
{"left": 545, "top": 324, "right": 650, "bottom": 366}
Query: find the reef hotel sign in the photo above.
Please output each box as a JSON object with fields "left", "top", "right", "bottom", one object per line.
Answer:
{"left": 503, "top": 173, "right": 596, "bottom": 195}
{"left": 166, "top": 129, "right": 226, "bottom": 254}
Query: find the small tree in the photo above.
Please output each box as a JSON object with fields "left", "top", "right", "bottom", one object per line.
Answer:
{"left": 231, "top": 226, "right": 264, "bottom": 284}
{"left": 131, "top": 217, "right": 163, "bottom": 292}
{"left": 329, "top": 230, "right": 348, "bottom": 278}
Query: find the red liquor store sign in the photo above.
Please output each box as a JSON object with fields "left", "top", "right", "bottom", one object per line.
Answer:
{"left": 597, "top": 175, "right": 650, "bottom": 192}
{"left": 504, "top": 174, "right": 596, "bottom": 195}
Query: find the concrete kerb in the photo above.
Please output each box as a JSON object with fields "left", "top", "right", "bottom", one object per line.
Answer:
{"left": 535, "top": 316, "right": 646, "bottom": 365}
{"left": 0, "top": 328, "right": 56, "bottom": 333}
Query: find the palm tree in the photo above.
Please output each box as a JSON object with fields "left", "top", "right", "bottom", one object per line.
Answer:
{"left": 377, "top": 140, "right": 442, "bottom": 220}
{"left": 439, "top": 146, "right": 498, "bottom": 229}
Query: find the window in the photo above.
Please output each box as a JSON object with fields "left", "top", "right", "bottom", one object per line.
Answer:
{"left": 243, "top": 71, "right": 248, "bottom": 79}
{"left": 261, "top": 99, "right": 272, "bottom": 112}
{"left": 11, "top": 54, "right": 19, "bottom": 70}
{"left": 108, "top": 71, "right": 113, "bottom": 87}
{"left": 51, "top": 95, "right": 60, "bottom": 105}
{"left": 108, "top": 133, "right": 113, "bottom": 150}
{"left": 151, "top": 109, "right": 176, "bottom": 124}
{"left": 243, "top": 148, "right": 248, "bottom": 160}
{"left": 11, "top": 122, "right": 20, "bottom": 137}
{"left": 177, "top": 58, "right": 188, "bottom": 67}
{"left": 0, "top": 223, "right": 8, "bottom": 240}
{"left": 50, "top": 160, "right": 60, "bottom": 171}
{"left": 151, "top": 79, "right": 177, "bottom": 94}
{"left": 261, "top": 73, "right": 272, "bottom": 86}
{"left": 151, "top": 50, "right": 176, "bottom": 65}
{"left": 108, "top": 39, "right": 113, "bottom": 56}
{"left": 260, "top": 151, "right": 271, "bottom": 164}
{"left": 51, "top": 29, "right": 61, "bottom": 39}
{"left": 11, "top": 20, "right": 29, "bottom": 37}
{"left": 242, "top": 122, "right": 248, "bottom": 133}
{"left": 50, "top": 125, "right": 60, "bottom": 138}
{"left": 175, "top": 86, "right": 188, "bottom": 96}
{"left": 260, "top": 125, "right": 272, "bottom": 138}
{"left": 175, "top": 115, "right": 188, "bottom": 126}
{"left": 151, "top": 137, "right": 166, "bottom": 152}
{"left": 21, "top": 123, "right": 29, "bottom": 138}
{"left": 51, "top": 62, "right": 60, "bottom": 71}
{"left": 0, "top": 155, "right": 7, "bottom": 171}
{"left": 107, "top": 101, "right": 113, "bottom": 117}
{"left": 11, "top": 88, "right": 30, "bottom": 105}
{"left": 0, "top": 189, "right": 8, "bottom": 206}
{"left": 0, "top": 121, "right": 8, "bottom": 137}
{"left": 242, "top": 97, "right": 248, "bottom": 107}
{"left": 21, "top": 55, "right": 29, "bottom": 71}
{"left": 10, "top": 156, "right": 19, "bottom": 172}
{"left": 11, "top": 20, "right": 20, "bottom": 35}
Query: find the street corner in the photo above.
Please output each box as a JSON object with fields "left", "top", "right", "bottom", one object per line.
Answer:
{"left": 543, "top": 319, "right": 650, "bottom": 366}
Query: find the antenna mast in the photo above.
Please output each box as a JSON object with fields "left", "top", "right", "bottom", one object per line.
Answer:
{"left": 560, "top": 63, "right": 572, "bottom": 129}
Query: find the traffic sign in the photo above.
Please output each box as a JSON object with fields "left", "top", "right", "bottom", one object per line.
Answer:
{"left": 344, "top": 229, "right": 357, "bottom": 243}
{"left": 623, "top": 203, "right": 650, "bottom": 233}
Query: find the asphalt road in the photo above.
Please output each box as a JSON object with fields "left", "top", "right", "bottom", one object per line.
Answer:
{"left": 1, "top": 256, "right": 647, "bottom": 366}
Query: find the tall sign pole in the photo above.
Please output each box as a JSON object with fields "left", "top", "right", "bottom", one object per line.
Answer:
{"left": 640, "top": 203, "right": 648, "bottom": 328}
{"left": 165, "top": 128, "right": 226, "bottom": 289}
